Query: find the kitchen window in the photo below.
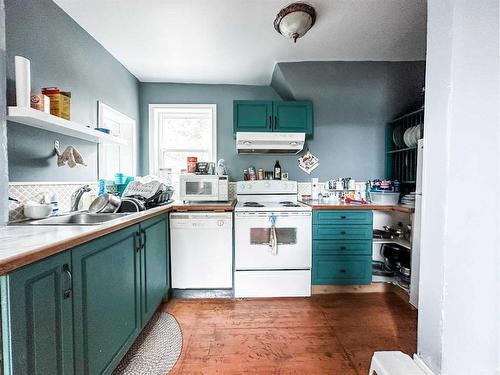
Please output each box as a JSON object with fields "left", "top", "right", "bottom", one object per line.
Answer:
{"left": 149, "top": 104, "right": 217, "bottom": 196}
{"left": 98, "top": 102, "right": 137, "bottom": 179}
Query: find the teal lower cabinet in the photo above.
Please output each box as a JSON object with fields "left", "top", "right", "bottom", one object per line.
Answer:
{"left": 72, "top": 225, "right": 141, "bottom": 374}
{"left": 1, "top": 214, "right": 170, "bottom": 375}
{"left": 312, "top": 210, "right": 373, "bottom": 285}
{"left": 141, "top": 215, "right": 169, "bottom": 327}
{"left": 4, "top": 251, "right": 74, "bottom": 375}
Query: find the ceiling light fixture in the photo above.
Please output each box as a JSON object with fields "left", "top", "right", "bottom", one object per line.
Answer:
{"left": 274, "top": 2, "right": 316, "bottom": 43}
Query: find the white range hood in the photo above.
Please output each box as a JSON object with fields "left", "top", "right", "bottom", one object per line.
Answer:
{"left": 236, "top": 132, "right": 305, "bottom": 154}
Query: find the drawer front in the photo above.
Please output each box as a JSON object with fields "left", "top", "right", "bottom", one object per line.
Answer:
{"left": 313, "top": 210, "right": 373, "bottom": 225}
{"left": 312, "top": 255, "right": 372, "bottom": 285}
{"left": 313, "top": 240, "right": 372, "bottom": 256}
{"left": 313, "top": 225, "right": 372, "bottom": 240}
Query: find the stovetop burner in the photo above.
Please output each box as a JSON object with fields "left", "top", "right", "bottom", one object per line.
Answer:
{"left": 243, "top": 202, "right": 265, "bottom": 207}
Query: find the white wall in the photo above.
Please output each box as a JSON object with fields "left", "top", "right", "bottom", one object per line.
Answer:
{"left": 0, "top": 0, "right": 7, "bottom": 226}
{"left": 418, "top": 0, "right": 500, "bottom": 374}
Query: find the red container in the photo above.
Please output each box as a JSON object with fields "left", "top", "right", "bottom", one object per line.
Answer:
{"left": 187, "top": 157, "right": 198, "bottom": 173}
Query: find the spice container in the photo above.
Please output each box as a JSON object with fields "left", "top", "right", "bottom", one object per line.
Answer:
{"left": 30, "top": 94, "right": 50, "bottom": 113}
{"left": 187, "top": 157, "right": 197, "bottom": 173}
{"left": 42, "top": 87, "right": 71, "bottom": 120}
{"left": 248, "top": 166, "right": 257, "bottom": 181}
{"left": 258, "top": 168, "right": 264, "bottom": 180}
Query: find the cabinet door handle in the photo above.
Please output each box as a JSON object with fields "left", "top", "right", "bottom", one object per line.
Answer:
{"left": 274, "top": 116, "right": 278, "bottom": 129}
{"left": 141, "top": 228, "right": 147, "bottom": 250}
{"left": 135, "top": 231, "right": 142, "bottom": 252}
{"left": 63, "top": 264, "right": 72, "bottom": 299}
{"left": 269, "top": 115, "right": 272, "bottom": 129}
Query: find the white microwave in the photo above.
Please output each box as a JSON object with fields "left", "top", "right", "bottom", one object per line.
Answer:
{"left": 179, "top": 174, "right": 229, "bottom": 202}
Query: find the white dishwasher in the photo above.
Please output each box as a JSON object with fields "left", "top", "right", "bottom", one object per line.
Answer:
{"left": 170, "top": 212, "right": 233, "bottom": 289}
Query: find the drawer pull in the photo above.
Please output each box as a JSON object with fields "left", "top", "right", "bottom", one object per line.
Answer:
{"left": 341, "top": 215, "right": 347, "bottom": 219}
{"left": 340, "top": 269, "right": 347, "bottom": 273}
{"left": 340, "top": 246, "right": 347, "bottom": 250}
{"left": 340, "top": 231, "right": 347, "bottom": 235}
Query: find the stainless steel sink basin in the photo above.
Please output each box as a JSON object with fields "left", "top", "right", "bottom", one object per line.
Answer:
{"left": 25, "top": 212, "right": 131, "bottom": 226}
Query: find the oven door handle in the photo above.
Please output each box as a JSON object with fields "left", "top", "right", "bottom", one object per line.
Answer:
{"left": 269, "top": 224, "right": 278, "bottom": 256}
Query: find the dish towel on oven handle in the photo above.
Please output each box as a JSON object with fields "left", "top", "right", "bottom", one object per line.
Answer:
{"left": 268, "top": 214, "right": 278, "bottom": 256}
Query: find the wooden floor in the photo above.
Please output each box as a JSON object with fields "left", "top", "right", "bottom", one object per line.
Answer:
{"left": 163, "top": 292, "right": 417, "bottom": 374}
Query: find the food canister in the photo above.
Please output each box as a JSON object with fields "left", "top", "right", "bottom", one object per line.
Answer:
{"left": 258, "top": 168, "right": 264, "bottom": 180}
{"left": 187, "top": 157, "right": 197, "bottom": 173}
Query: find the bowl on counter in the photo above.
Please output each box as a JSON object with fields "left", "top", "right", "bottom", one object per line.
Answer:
{"left": 24, "top": 202, "right": 53, "bottom": 219}
{"left": 369, "top": 191, "right": 400, "bottom": 205}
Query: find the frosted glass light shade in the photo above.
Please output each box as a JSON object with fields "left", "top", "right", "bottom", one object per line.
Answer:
{"left": 279, "top": 12, "right": 314, "bottom": 40}
{"left": 274, "top": 3, "right": 316, "bottom": 42}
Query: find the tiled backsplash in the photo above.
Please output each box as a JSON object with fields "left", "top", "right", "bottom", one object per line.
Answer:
{"left": 9, "top": 182, "right": 99, "bottom": 221}
{"left": 8, "top": 181, "right": 312, "bottom": 221}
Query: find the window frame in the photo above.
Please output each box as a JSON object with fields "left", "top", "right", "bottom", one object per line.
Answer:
{"left": 97, "top": 101, "right": 137, "bottom": 179}
{"left": 148, "top": 104, "right": 217, "bottom": 174}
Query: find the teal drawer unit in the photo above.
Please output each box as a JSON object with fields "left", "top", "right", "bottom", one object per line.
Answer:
{"left": 313, "top": 255, "right": 372, "bottom": 285}
{"left": 312, "top": 210, "right": 373, "bottom": 285}
{"left": 313, "top": 210, "right": 373, "bottom": 225}
{"left": 313, "top": 225, "right": 372, "bottom": 240}
{"left": 313, "top": 240, "right": 372, "bottom": 256}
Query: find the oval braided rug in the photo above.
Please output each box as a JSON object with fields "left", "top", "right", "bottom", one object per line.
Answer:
{"left": 113, "top": 312, "right": 183, "bottom": 375}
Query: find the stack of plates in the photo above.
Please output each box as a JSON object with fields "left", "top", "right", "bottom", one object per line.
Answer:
{"left": 403, "top": 124, "right": 423, "bottom": 148}
{"left": 401, "top": 192, "right": 417, "bottom": 207}
{"left": 393, "top": 124, "right": 423, "bottom": 149}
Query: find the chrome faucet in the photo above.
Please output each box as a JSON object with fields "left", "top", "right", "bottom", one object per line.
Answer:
{"left": 71, "top": 184, "right": 91, "bottom": 212}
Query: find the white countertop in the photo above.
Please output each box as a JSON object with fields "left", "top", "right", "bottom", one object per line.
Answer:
{"left": 0, "top": 205, "right": 174, "bottom": 275}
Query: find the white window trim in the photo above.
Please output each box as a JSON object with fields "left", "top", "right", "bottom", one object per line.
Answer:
{"left": 97, "top": 101, "right": 137, "bottom": 178}
{"left": 148, "top": 104, "right": 217, "bottom": 175}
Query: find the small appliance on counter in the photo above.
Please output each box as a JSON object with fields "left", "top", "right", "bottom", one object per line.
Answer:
{"left": 179, "top": 174, "right": 229, "bottom": 202}
{"left": 117, "top": 180, "right": 174, "bottom": 212}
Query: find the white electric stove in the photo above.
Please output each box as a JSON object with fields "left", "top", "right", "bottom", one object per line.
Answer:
{"left": 234, "top": 180, "right": 312, "bottom": 298}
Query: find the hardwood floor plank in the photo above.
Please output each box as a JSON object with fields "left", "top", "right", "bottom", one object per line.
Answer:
{"left": 163, "top": 292, "right": 416, "bottom": 374}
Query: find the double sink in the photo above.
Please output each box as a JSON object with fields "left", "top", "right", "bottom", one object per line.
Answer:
{"left": 20, "top": 212, "right": 131, "bottom": 226}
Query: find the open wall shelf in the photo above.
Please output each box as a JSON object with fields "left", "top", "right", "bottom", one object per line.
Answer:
{"left": 7, "top": 106, "right": 127, "bottom": 145}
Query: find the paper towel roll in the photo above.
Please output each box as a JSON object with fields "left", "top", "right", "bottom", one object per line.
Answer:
{"left": 15, "top": 56, "right": 31, "bottom": 107}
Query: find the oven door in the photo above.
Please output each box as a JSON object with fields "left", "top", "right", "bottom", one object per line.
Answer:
{"left": 180, "top": 176, "right": 219, "bottom": 201}
{"left": 235, "top": 211, "right": 312, "bottom": 270}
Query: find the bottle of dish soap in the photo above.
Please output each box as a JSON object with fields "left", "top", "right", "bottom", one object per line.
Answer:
{"left": 49, "top": 193, "right": 59, "bottom": 216}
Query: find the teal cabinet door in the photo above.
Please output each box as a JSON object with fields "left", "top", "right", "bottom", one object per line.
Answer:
{"left": 233, "top": 100, "right": 273, "bottom": 132}
{"left": 140, "top": 215, "right": 169, "bottom": 326}
{"left": 72, "top": 225, "right": 141, "bottom": 375}
{"left": 273, "top": 101, "right": 313, "bottom": 135}
{"left": 6, "top": 251, "right": 74, "bottom": 375}
{"left": 312, "top": 255, "right": 372, "bottom": 285}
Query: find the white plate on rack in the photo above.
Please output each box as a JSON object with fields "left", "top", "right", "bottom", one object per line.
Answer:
{"left": 403, "top": 126, "right": 414, "bottom": 147}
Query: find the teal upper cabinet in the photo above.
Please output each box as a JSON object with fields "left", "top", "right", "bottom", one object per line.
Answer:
{"left": 233, "top": 100, "right": 273, "bottom": 132}
{"left": 5, "top": 251, "right": 74, "bottom": 375}
{"left": 233, "top": 100, "right": 313, "bottom": 135}
{"left": 273, "top": 101, "right": 313, "bottom": 134}
{"left": 141, "top": 216, "right": 169, "bottom": 326}
{"left": 72, "top": 225, "right": 141, "bottom": 375}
